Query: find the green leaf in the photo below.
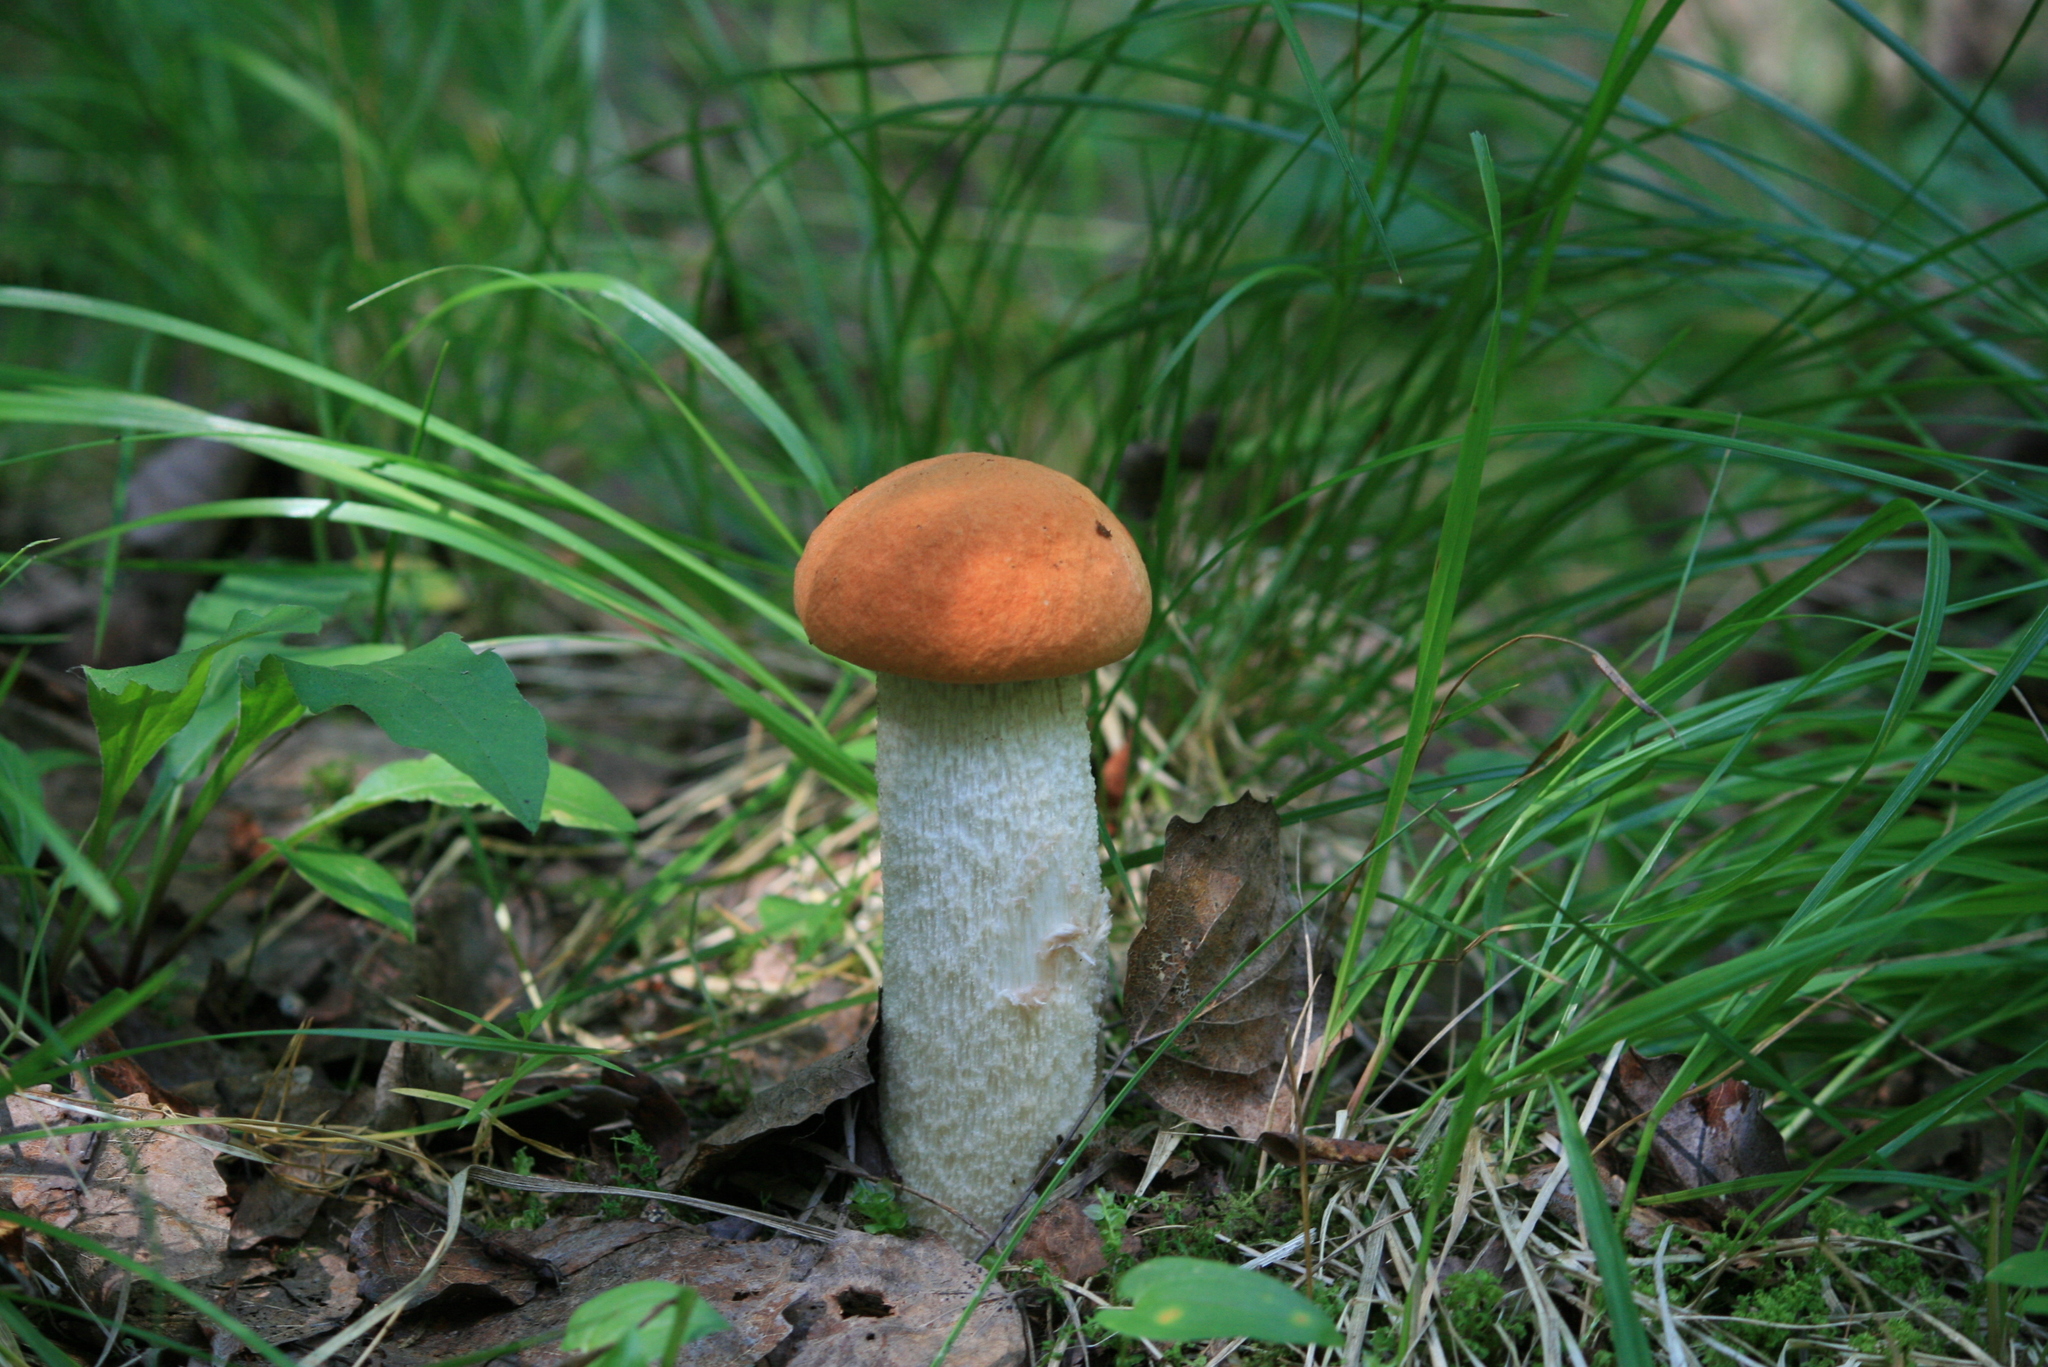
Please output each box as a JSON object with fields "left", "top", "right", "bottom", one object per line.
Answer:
{"left": 274, "top": 844, "right": 413, "bottom": 937}
{"left": 758, "top": 894, "right": 848, "bottom": 955}
{"left": 179, "top": 565, "right": 377, "bottom": 652}
{"left": 563, "top": 1281, "right": 728, "bottom": 1364}
{"left": 534, "top": 762, "right": 637, "bottom": 835}
{"left": 0, "top": 737, "right": 45, "bottom": 869}
{"left": 5, "top": 968, "right": 176, "bottom": 1098}
{"left": 297, "top": 754, "right": 634, "bottom": 837}
{"left": 1093, "top": 1258, "right": 1341, "bottom": 1346}
{"left": 1550, "top": 1079, "right": 1654, "bottom": 1367}
{"left": 1988, "top": 1251, "right": 2048, "bottom": 1290}
{"left": 82, "top": 604, "right": 323, "bottom": 819}
{"left": 0, "top": 738, "right": 120, "bottom": 915}
{"left": 280, "top": 633, "right": 548, "bottom": 832}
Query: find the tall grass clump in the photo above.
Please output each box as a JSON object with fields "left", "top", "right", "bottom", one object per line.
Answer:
{"left": 2, "top": 0, "right": 2045, "bottom": 1361}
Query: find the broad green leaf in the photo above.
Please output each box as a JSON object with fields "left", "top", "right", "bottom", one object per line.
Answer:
{"left": 173, "top": 654, "right": 313, "bottom": 801}
{"left": 297, "top": 754, "right": 634, "bottom": 836}
{"left": 1988, "top": 1252, "right": 2048, "bottom": 1290}
{"left": 758, "top": 894, "right": 848, "bottom": 955}
{"left": 160, "top": 643, "right": 397, "bottom": 789}
{"left": 1094, "top": 1258, "right": 1341, "bottom": 1346}
{"left": 563, "top": 1281, "right": 728, "bottom": 1363}
{"left": 280, "top": 633, "right": 548, "bottom": 832}
{"left": 274, "top": 844, "right": 413, "bottom": 936}
{"left": 532, "top": 763, "right": 636, "bottom": 835}
{"left": 180, "top": 567, "right": 373, "bottom": 652}
{"left": 82, "top": 604, "right": 322, "bottom": 817}
{"left": 233, "top": 653, "right": 313, "bottom": 756}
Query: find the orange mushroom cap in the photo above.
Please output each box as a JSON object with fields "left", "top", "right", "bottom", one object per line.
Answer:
{"left": 794, "top": 453, "right": 1152, "bottom": 684}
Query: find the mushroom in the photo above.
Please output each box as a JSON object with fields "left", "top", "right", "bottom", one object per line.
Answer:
{"left": 794, "top": 452, "right": 1151, "bottom": 1243}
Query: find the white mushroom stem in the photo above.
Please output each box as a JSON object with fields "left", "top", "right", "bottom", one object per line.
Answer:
{"left": 874, "top": 672, "right": 1109, "bottom": 1244}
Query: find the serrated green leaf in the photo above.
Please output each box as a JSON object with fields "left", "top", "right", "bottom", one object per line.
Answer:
{"left": 280, "top": 633, "right": 548, "bottom": 832}
{"left": 1094, "top": 1258, "right": 1340, "bottom": 1346}
{"left": 296, "top": 754, "right": 633, "bottom": 837}
{"left": 274, "top": 844, "right": 413, "bottom": 936}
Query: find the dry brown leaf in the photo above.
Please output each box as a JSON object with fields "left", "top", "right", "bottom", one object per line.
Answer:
{"left": 350, "top": 1201, "right": 543, "bottom": 1312}
{"left": 0, "top": 1087, "right": 95, "bottom": 1227}
{"left": 1123, "top": 795, "right": 1313, "bottom": 1137}
{"left": 495, "top": 1214, "right": 666, "bottom": 1276}
{"left": 1255, "top": 1132, "right": 1414, "bottom": 1167}
{"left": 218, "top": 1247, "right": 363, "bottom": 1347}
{"left": 1607, "top": 1049, "right": 1793, "bottom": 1222}
{"left": 680, "top": 1030, "right": 874, "bottom": 1183}
{"left": 764, "top": 1233, "right": 1026, "bottom": 1367}
{"left": 230, "top": 1041, "right": 416, "bottom": 1250}
{"left": 1012, "top": 1197, "right": 1106, "bottom": 1281}
{"left": 377, "top": 1230, "right": 1023, "bottom": 1367}
{"left": 609, "top": 1064, "right": 693, "bottom": 1166}
{"left": 3, "top": 1090, "right": 234, "bottom": 1330}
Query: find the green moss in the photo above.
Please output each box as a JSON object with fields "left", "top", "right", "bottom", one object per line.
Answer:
{"left": 848, "top": 1179, "right": 911, "bottom": 1236}
{"left": 596, "top": 1130, "right": 661, "bottom": 1219}
{"left": 1441, "top": 1270, "right": 1507, "bottom": 1345}
{"left": 1723, "top": 1202, "right": 1949, "bottom": 1355}
{"left": 1848, "top": 1321, "right": 1929, "bottom": 1356}
{"left": 1090, "top": 1184, "right": 1299, "bottom": 1281}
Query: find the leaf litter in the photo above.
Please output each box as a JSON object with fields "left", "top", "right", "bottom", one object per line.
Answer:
{"left": 0, "top": 1087, "right": 233, "bottom": 1332}
{"left": 1122, "top": 794, "right": 1328, "bottom": 1139}
{"left": 5, "top": 600, "right": 2035, "bottom": 1367}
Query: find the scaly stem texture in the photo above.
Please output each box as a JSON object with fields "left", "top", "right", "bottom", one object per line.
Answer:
{"left": 874, "top": 673, "right": 1108, "bottom": 1244}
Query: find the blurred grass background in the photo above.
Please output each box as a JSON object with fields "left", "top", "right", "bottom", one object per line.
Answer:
{"left": 2, "top": 0, "right": 2047, "bottom": 1352}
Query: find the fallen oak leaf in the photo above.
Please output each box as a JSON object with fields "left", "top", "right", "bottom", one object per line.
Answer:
{"left": 218, "top": 1246, "right": 362, "bottom": 1349}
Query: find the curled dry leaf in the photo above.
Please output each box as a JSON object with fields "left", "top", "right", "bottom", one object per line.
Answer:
{"left": 1255, "top": 1132, "right": 1415, "bottom": 1168}
{"left": 1123, "top": 795, "right": 1321, "bottom": 1138}
{"left": 679, "top": 1029, "right": 875, "bottom": 1184}
{"left": 1606, "top": 1049, "right": 1794, "bottom": 1223}
{"left": 610, "top": 1063, "right": 693, "bottom": 1167}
